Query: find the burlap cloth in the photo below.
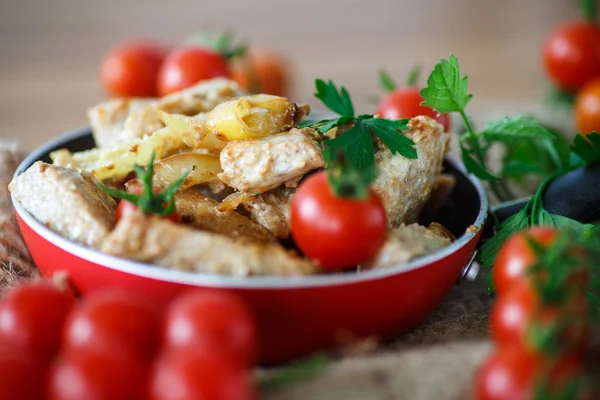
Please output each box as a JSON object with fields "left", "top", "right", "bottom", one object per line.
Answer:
{"left": 2, "top": 145, "right": 594, "bottom": 400}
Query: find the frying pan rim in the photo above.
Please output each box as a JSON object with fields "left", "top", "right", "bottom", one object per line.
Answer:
{"left": 12, "top": 126, "right": 489, "bottom": 289}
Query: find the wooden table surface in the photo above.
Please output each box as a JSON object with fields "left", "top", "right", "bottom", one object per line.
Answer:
{"left": 0, "top": 0, "right": 577, "bottom": 149}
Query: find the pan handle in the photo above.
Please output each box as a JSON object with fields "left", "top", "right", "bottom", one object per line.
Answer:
{"left": 458, "top": 197, "right": 530, "bottom": 282}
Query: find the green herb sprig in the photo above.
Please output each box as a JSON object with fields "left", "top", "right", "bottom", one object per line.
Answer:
{"left": 298, "top": 79, "right": 417, "bottom": 182}
{"left": 97, "top": 152, "right": 188, "bottom": 217}
{"left": 421, "top": 54, "right": 600, "bottom": 291}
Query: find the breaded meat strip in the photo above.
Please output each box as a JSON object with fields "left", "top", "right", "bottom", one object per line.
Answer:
{"left": 101, "top": 211, "right": 317, "bottom": 276}
{"left": 363, "top": 223, "right": 453, "bottom": 269}
{"left": 9, "top": 162, "right": 116, "bottom": 248}
{"left": 174, "top": 189, "right": 276, "bottom": 243}
{"left": 218, "top": 128, "right": 323, "bottom": 195}
{"left": 372, "top": 116, "right": 450, "bottom": 227}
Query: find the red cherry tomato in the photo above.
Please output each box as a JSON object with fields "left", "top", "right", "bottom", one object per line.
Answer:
{"left": 543, "top": 21, "right": 600, "bottom": 91}
{"left": 575, "top": 78, "right": 600, "bottom": 134}
{"left": 47, "top": 349, "right": 148, "bottom": 400}
{"left": 290, "top": 171, "right": 387, "bottom": 270}
{"left": 493, "top": 227, "right": 558, "bottom": 295}
{"left": 100, "top": 40, "right": 167, "bottom": 98}
{"left": 115, "top": 200, "right": 179, "bottom": 223}
{"left": 149, "top": 351, "right": 255, "bottom": 400}
{"left": 0, "top": 345, "right": 47, "bottom": 400}
{"left": 475, "top": 348, "right": 589, "bottom": 400}
{"left": 231, "top": 48, "right": 290, "bottom": 96}
{"left": 0, "top": 282, "right": 74, "bottom": 360}
{"left": 163, "top": 291, "right": 257, "bottom": 366}
{"left": 158, "top": 46, "right": 229, "bottom": 97}
{"left": 490, "top": 283, "right": 589, "bottom": 356}
{"left": 115, "top": 186, "right": 179, "bottom": 223}
{"left": 376, "top": 88, "right": 451, "bottom": 132}
{"left": 62, "top": 289, "right": 161, "bottom": 361}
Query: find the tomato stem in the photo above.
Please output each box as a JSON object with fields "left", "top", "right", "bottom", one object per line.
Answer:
{"left": 579, "top": 0, "right": 598, "bottom": 23}
{"left": 405, "top": 64, "right": 422, "bottom": 88}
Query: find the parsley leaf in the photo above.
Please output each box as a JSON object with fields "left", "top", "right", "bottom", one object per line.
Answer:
{"left": 301, "top": 79, "right": 417, "bottom": 182}
{"left": 362, "top": 118, "right": 416, "bottom": 159}
{"left": 315, "top": 79, "right": 354, "bottom": 117}
{"left": 570, "top": 132, "right": 600, "bottom": 165}
{"left": 536, "top": 209, "right": 594, "bottom": 231}
{"left": 378, "top": 70, "right": 397, "bottom": 92}
{"left": 420, "top": 54, "right": 472, "bottom": 114}
{"left": 479, "top": 115, "right": 570, "bottom": 171}
{"left": 324, "top": 122, "right": 376, "bottom": 182}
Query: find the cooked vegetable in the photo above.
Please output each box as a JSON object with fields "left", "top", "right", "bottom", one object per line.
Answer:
{"left": 98, "top": 152, "right": 187, "bottom": 222}
{"left": 158, "top": 111, "right": 226, "bottom": 151}
{"left": 208, "top": 94, "right": 298, "bottom": 140}
{"left": 100, "top": 40, "right": 167, "bottom": 98}
{"left": 375, "top": 68, "right": 451, "bottom": 132}
{"left": 153, "top": 152, "right": 223, "bottom": 189}
{"left": 157, "top": 46, "right": 230, "bottom": 97}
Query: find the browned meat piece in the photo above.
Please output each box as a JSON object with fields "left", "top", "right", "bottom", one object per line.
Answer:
{"left": 372, "top": 116, "right": 450, "bottom": 227}
{"left": 241, "top": 186, "right": 293, "bottom": 239}
{"left": 9, "top": 162, "right": 117, "bottom": 248}
{"left": 101, "top": 211, "right": 317, "bottom": 276}
{"left": 218, "top": 128, "right": 323, "bottom": 195}
{"left": 363, "top": 223, "right": 452, "bottom": 269}
{"left": 174, "top": 189, "right": 276, "bottom": 243}
{"left": 87, "top": 99, "right": 160, "bottom": 148}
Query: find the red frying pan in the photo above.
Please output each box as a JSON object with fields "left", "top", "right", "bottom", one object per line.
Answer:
{"left": 12, "top": 127, "right": 488, "bottom": 364}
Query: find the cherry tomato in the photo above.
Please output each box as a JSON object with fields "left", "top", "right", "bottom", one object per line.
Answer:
{"left": 0, "top": 345, "right": 47, "bottom": 400}
{"left": 115, "top": 186, "right": 179, "bottom": 223}
{"left": 493, "top": 227, "right": 558, "bottom": 295}
{"left": 0, "top": 282, "right": 74, "bottom": 360}
{"left": 115, "top": 200, "right": 179, "bottom": 223}
{"left": 158, "top": 46, "right": 229, "bottom": 97}
{"left": 575, "top": 78, "right": 600, "bottom": 134}
{"left": 163, "top": 291, "right": 257, "bottom": 366}
{"left": 63, "top": 289, "right": 161, "bottom": 361}
{"left": 149, "top": 350, "right": 255, "bottom": 400}
{"left": 543, "top": 21, "right": 600, "bottom": 91}
{"left": 375, "top": 88, "right": 451, "bottom": 132}
{"left": 100, "top": 40, "right": 167, "bottom": 98}
{"left": 290, "top": 171, "right": 387, "bottom": 270}
{"left": 490, "top": 283, "right": 589, "bottom": 356}
{"left": 475, "top": 348, "right": 585, "bottom": 400}
{"left": 231, "top": 48, "right": 290, "bottom": 96}
{"left": 47, "top": 349, "right": 147, "bottom": 400}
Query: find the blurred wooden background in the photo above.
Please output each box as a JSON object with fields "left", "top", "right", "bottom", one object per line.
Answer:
{"left": 0, "top": 0, "right": 578, "bottom": 149}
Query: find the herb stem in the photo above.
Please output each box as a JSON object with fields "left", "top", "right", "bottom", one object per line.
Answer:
{"left": 530, "top": 171, "right": 562, "bottom": 225}
{"left": 459, "top": 110, "right": 511, "bottom": 202}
